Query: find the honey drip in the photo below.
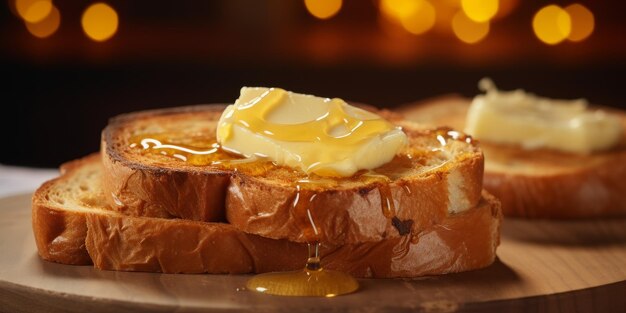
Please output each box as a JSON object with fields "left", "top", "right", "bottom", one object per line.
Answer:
{"left": 362, "top": 173, "right": 414, "bottom": 236}
{"left": 246, "top": 242, "right": 359, "bottom": 297}
{"left": 128, "top": 128, "right": 474, "bottom": 296}
{"left": 131, "top": 134, "right": 230, "bottom": 165}
{"left": 246, "top": 183, "right": 359, "bottom": 297}
{"left": 362, "top": 172, "right": 396, "bottom": 218}
{"left": 378, "top": 183, "right": 396, "bottom": 219}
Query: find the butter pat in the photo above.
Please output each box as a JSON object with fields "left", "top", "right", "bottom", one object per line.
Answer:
{"left": 217, "top": 87, "right": 407, "bottom": 177}
{"left": 465, "top": 79, "right": 622, "bottom": 153}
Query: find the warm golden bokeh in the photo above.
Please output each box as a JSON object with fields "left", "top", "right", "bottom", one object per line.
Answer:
{"left": 533, "top": 5, "right": 571, "bottom": 45}
{"left": 399, "top": 0, "right": 436, "bottom": 35}
{"left": 461, "top": 0, "right": 498, "bottom": 23}
{"left": 380, "top": 0, "right": 421, "bottom": 20}
{"left": 304, "top": 0, "right": 342, "bottom": 20}
{"left": 565, "top": 4, "right": 594, "bottom": 42}
{"left": 16, "top": 0, "right": 52, "bottom": 23}
{"left": 4, "top": 1, "right": 611, "bottom": 52}
{"left": 24, "top": 4, "right": 59, "bottom": 38}
{"left": 23, "top": 1, "right": 51, "bottom": 23}
{"left": 81, "top": 3, "right": 119, "bottom": 42}
{"left": 452, "top": 10, "right": 489, "bottom": 44}
{"left": 15, "top": 0, "right": 37, "bottom": 17}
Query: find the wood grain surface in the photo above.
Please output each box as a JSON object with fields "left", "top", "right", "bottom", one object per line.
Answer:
{"left": 1, "top": 194, "right": 625, "bottom": 313}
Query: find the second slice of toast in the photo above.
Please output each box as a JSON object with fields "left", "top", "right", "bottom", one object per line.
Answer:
{"left": 401, "top": 95, "right": 626, "bottom": 218}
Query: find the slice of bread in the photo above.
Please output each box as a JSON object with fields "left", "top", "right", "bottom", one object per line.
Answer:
{"left": 102, "top": 105, "right": 484, "bottom": 244}
{"left": 32, "top": 155, "right": 502, "bottom": 278}
{"left": 401, "top": 95, "right": 626, "bottom": 218}
{"left": 102, "top": 105, "right": 231, "bottom": 222}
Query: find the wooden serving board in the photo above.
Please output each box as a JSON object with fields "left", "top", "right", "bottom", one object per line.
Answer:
{"left": 1, "top": 194, "right": 625, "bottom": 313}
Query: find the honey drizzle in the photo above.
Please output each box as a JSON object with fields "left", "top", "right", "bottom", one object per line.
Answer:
{"left": 379, "top": 184, "right": 396, "bottom": 219}
{"left": 435, "top": 127, "right": 474, "bottom": 146}
{"left": 131, "top": 135, "right": 275, "bottom": 176}
{"left": 132, "top": 134, "right": 359, "bottom": 296}
{"left": 128, "top": 127, "right": 476, "bottom": 296}
{"left": 291, "top": 178, "right": 339, "bottom": 242}
{"left": 132, "top": 135, "right": 230, "bottom": 166}
{"left": 219, "top": 88, "right": 397, "bottom": 145}
{"left": 305, "top": 242, "right": 321, "bottom": 271}
{"left": 292, "top": 185, "right": 320, "bottom": 242}
{"left": 246, "top": 182, "right": 359, "bottom": 297}
{"left": 362, "top": 172, "right": 396, "bottom": 218}
{"left": 245, "top": 241, "right": 358, "bottom": 297}
{"left": 134, "top": 134, "right": 411, "bottom": 236}
{"left": 130, "top": 126, "right": 475, "bottom": 180}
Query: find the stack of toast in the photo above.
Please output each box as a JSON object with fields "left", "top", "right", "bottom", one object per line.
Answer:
{"left": 33, "top": 104, "right": 502, "bottom": 278}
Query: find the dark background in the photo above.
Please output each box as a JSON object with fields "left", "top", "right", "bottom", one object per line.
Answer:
{"left": 1, "top": 0, "right": 625, "bottom": 167}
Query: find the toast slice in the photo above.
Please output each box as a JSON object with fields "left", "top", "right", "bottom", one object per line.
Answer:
{"left": 102, "top": 105, "right": 484, "bottom": 244}
{"left": 401, "top": 95, "right": 626, "bottom": 218}
{"left": 32, "top": 154, "right": 502, "bottom": 278}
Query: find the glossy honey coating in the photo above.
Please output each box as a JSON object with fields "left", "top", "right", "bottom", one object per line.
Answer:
{"left": 125, "top": 126, "right": 482, "bottom": 244}
{"left": 216, "top": 87, "right": 407, "bottom": 177}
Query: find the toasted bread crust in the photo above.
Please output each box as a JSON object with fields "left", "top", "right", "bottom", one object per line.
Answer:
{"left": 102, "top": 105, "right": 231, "bottom": 221}
{"left": 86, "top": 195, "right": 500, "bottom": 277}
{"left": 401, "top": 96, "right": 626, "bottom": 218}
{"left": 101, "top": 150, "right": 231, "bottom": 221}
{"left": 101, "top": 105, "right": 484, "bottom": 244}
{"left": 226, "top": 153, "right": 484, "bottom": 243}
{"left": 32, "top": 156, "right": 501, "bottom": 277}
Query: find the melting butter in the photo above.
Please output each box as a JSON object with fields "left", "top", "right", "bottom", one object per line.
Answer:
{"left": 465, "top": 78, "right": 622, "bottom": 153}
{"left": 217, "top": 87, "right": 407, "bottom": 177}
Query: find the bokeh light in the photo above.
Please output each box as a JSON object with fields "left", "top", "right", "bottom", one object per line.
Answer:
{"left": 380, "top": 0, "right": 420, "bottom": 20}
{"left": 379, "top": 0, "right": 436, "bottom": 36}
{"left": 16, "top": 0, "right": 52, "bottom": 23}
{"left": 533, "top": 5, "right": 571, "bottom": 45}
{"left": 565, "top": 4, "right": 594, "bottom": 42}
{"left": 452, "top": 10, "right": 489, "bottom": 44}
{"left": 24, "top": 4, "right": 59, "bottom": 38}
{"left": 304, "top": 0, "right": 342, "bottom": 20}
{"left": 399, "top": 0, "right": 436, "bottom": 35}
{"left": 81, "top": 3, "right": 119, "bottom": 42}
{"left": 461, "top": 0, "right": 498, "bottom": 23}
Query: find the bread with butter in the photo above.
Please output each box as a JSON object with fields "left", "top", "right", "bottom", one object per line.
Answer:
{"left": 401, "top": 95, "right": 626, "bottom": 218}
{"left": 102, "top": 105, "right": 485, "bottom": 244}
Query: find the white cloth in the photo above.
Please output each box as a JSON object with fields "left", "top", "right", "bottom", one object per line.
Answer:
{"left": 0, "top": 164, "right": 59, "bottom": 198}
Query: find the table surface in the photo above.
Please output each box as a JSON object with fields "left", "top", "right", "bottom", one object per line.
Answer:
{"left": 1, "top": 193, "right": 625, "bottom": 313}
{"left": 0, "top": 165, "right": 57, "bottom": 198}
